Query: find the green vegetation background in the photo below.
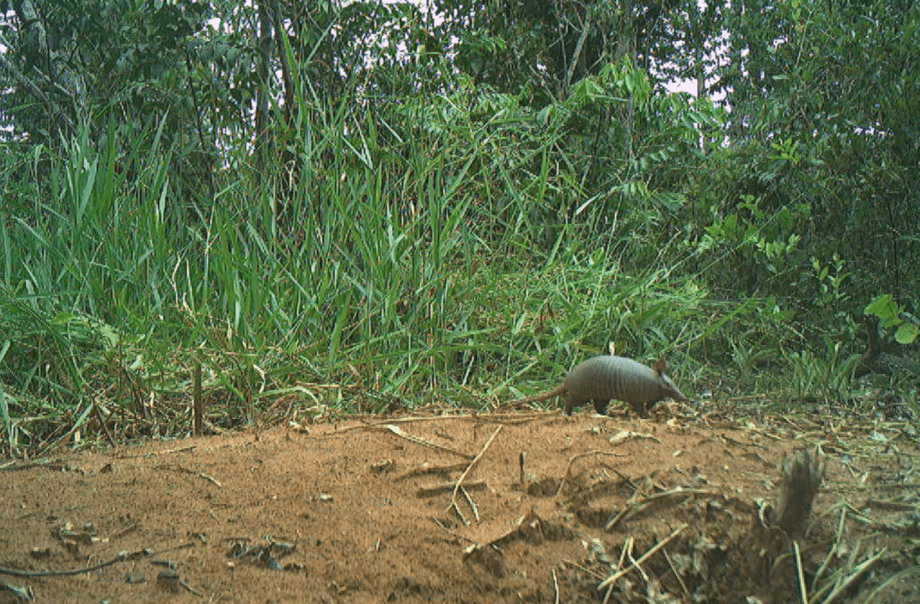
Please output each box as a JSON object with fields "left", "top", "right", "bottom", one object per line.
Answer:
{"left": 1, "top": 0, "right": 917, "bottom": 450}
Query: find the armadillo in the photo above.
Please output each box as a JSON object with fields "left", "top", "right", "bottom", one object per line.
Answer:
{"left": 510, "top": 355, "right": 688, "bottom": 415}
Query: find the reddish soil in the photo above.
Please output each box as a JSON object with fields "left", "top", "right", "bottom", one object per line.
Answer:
{"left": 2, "top": 406, "right": 917, "bottom": 604}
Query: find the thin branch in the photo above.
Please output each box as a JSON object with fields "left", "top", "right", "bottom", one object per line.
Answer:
{"left": 597, "top": 524, "right": 687, "bottom": 590}
{"left": 449, "top": 426, "right": 503, "bottom": 509}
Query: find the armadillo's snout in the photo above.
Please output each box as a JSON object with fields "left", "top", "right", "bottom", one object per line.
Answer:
{"left": 661, "top": 374, "right": 688, "bottom": 401}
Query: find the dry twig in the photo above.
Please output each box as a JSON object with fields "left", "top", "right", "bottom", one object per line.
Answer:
{"left": 794, "top": 540, "right": 808, "bottom": 604}
{"left": 552, "top": 568, "right": 560, "bottom": 604}
{"left": 556, "top": 450, "right": 627, "bottom": 496}
{"left": 606, "top": 488, "right": 718, "bottom": 531}
{"left": 598, "top": 524, "right": 687, "bottom": 590}
{"left": 449, "top": 426, "right": 503, "bottom": 509}
{"left": 382, "top": 424, "right": 472, "bottom": 459}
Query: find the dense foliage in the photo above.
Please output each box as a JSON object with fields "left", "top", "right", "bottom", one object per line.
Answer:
{"left": 0, "top": 0, "right": 916, "bottom": 450}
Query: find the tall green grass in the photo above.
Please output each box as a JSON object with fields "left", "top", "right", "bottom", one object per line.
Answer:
{"left": 2, "top": 68, "right": 858, "bottom": 452}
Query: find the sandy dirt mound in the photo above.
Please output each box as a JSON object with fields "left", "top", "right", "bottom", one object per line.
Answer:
{"left": 2, "top": 408, "right": 917, "bottom": 603}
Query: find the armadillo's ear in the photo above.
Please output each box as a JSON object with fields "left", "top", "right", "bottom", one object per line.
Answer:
{"left": 654, "top": 357, "right": 667, "bottom": 374}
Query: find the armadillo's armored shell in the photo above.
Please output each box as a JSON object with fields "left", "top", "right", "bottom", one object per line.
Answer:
{"left": 563, "top": 355, "right": 687, "bottom": 415}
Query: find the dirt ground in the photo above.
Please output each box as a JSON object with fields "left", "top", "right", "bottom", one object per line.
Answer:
{"left": 2, "top": 404, "right": 918, "bottom": 604}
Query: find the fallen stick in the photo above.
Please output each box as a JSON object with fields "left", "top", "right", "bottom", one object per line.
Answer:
{"left": 382, "top": 424, "right": 473, "bottom": 459}
{"left": 449, "top": 426, "right": 503, "bottom": 510}
{"left": 598, "top": 524, "right": 687, "bottom": 590}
